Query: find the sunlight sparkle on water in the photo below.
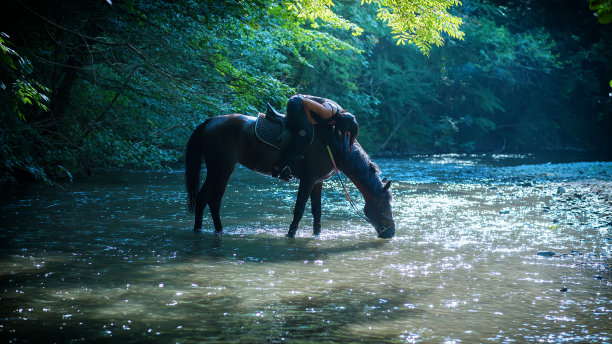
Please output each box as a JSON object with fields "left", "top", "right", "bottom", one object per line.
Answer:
{"left": 0, "top": 157, "right": 610, "bottom": 343}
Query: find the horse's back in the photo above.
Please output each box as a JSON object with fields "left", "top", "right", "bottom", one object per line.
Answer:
{"left": 204, "top": 114, "right": 253, "bottom": 136}
{"left": 198, "top": 113, "right": 333, "bottom": 179}
{"left": 201, "top": 114, "right": 278, "bottom": 174}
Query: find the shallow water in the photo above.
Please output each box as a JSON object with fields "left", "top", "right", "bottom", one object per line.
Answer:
{"left": 1, "top": 154, "right": 611, "bottom": 343}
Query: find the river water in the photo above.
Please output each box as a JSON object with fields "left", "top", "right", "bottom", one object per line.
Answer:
{"left": 1, "top": 154, "right": 611, "bottom": 343}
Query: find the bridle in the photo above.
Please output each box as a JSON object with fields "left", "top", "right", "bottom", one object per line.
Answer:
{"left": 364, "top": 198, "right": 395, "bottom": 236}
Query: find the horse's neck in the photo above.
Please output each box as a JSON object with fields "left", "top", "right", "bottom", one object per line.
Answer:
{"left": 336, "top": 144, "right": 380, "bottom": 202}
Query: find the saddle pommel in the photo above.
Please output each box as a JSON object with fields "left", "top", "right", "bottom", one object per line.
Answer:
{"left": 266, "top": 103, "right": 285, "bottom": 124}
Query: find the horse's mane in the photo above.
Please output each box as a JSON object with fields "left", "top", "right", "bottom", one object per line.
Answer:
{"left": 328, "top": 131, "right": 385, "bottom": 196}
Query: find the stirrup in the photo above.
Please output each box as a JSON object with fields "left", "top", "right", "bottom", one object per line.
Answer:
{"left": 273, "top": 166, "right": 292, "bottom": 181}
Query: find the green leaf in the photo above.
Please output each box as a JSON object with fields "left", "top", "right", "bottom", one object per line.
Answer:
{"left": 590, "top": 0, "right": 612, "bottom": 23}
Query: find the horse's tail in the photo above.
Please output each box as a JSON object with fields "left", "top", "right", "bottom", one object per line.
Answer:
{"left": 185, "top": 119, "right": 210, "bottom": 213}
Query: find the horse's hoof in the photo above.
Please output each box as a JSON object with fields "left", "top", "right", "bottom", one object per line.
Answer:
{"left": 215, "top": 230, "right": 224, "bottom": 236}
{"left": 193, "top": 228, "right": 202, "bottom": 233}
{"left": 285, "top": 232, "right": 296, "bottom": 238}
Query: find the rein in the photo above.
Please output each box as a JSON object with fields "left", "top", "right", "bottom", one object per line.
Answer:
{"left": 325, "top": 145, "right": 371, "bottom": 224}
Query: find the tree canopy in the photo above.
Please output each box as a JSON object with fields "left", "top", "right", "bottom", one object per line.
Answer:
{"left": 0, "top": 0, "right": 610, "bottom": 185}
{"left": 289, "top": 0, "right": 464, "bottom": 54}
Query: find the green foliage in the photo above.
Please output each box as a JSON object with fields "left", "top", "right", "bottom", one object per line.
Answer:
{"left": 590, "top": 0, "right": 612, "bottom": 24}
{"left": 0, "top": 33, "right": 50, "bottom": 121}
{"left": 355, "top": 0, "right": 609, "bottom": 154}
{"left": 0, "top": 32, "right": 53, "bottom": 184}
{"left": 0, "top": 0, "right": 610, "bottom": 185}
{"left": 362, "top": 0, "right": 464, "bottom": 55}
{"left": 287, "top": 0, "right": 364, "bottom": 36}
{"left": 288, "top": 0, "right": 464, "bottom": 55}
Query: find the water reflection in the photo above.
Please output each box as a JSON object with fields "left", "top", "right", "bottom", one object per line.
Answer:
{"left": 0, "top": 154, "right": 610, "bottom": 342}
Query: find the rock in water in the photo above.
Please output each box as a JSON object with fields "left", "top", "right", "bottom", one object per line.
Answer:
{"left": 537, "top": 251, "right": 556, "bottom": 257}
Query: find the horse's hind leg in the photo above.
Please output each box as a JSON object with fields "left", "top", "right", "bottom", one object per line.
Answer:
{"left": 194, "top": 177, "right": 214, "bottom": 232}
{"left": 208, "top": 164, "right": 236, "bottom": 235}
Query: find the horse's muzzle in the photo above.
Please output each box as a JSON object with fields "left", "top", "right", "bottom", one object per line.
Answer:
{"left": 377, "top": 223, "right": 395, "bottom": 239}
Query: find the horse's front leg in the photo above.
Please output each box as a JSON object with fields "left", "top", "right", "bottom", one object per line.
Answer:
{"left": 310, "top": 182, "right": 323, "bottom": 236}
{"left": 286, "top": 179, "right": 315, "bottom": 238}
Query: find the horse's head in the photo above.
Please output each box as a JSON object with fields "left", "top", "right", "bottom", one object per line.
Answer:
{"left": 363, "top": 179, "right": 395, "bottom": 238}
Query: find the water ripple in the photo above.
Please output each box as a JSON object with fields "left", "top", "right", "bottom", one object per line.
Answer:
{"left": 0, "top": 155, "right": 610, "bottom": 343}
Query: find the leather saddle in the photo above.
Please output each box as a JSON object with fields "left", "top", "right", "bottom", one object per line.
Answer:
{"left": 264, "top": 102, "right": 285, "bottom": 124}
{"left": 254, "top": 103, "right": 289, "bottom": 149}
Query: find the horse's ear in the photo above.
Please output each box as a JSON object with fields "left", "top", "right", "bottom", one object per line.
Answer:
{"left": 382, "top": 177, "right": 388, "bottom": 184}
{"left": 266, "top": 103, "right": 282, "bottom": 117}
{"left": 383, "top": 180, "right": 392, "bottom": 192}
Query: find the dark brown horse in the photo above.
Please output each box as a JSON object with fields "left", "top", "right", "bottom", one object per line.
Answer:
{"left": 185, "top": 110, "right": 395, "bottom": 238}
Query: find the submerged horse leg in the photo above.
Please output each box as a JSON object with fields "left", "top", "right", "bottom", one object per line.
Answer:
{"left": 207, "top": 164, "right": 236, "bottom": 235}
{"left": 286, "top": 179, "right": 315, "bottom": 238}
{"left": 194, "top": 177, "right": 214, "bottom": 232}
{"left": 310, "top": 182, "right": 323, "bottom": 236}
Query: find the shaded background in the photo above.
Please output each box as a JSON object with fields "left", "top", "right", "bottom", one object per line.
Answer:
{"left": 1, "top": 0, "right": 611, "bottom": 185}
